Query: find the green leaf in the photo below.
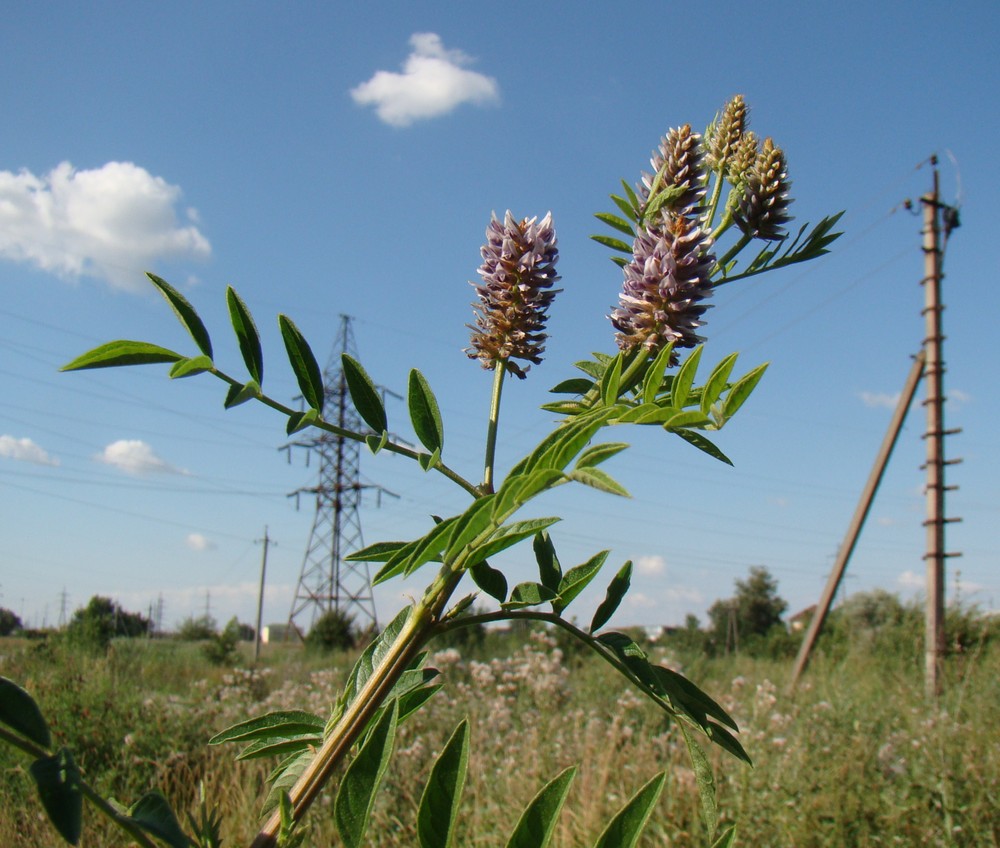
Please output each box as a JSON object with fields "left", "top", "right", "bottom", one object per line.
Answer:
{"left": 334, "top": 699, "right": 399, "bottom": 848}
{"left": 417, "top": 719, "right": 470, "bottom": 848}
{"left": 566, "top": 467, "right": 630, "bottom": 498}
{"left": 468, "top": 517, "right": 561, "bottom": 564}
{"left": 224, "top": 379, "right": 261, "bottom": 409}
{"left": 651, "top": 667, "right": 738, "bottom": 732}
{"left": 345, "top": 540, "right": 407, "bottom": 563}
{"left": 234, "top": 734, "right": 321, "bottom": 761}
{"left": 60, "top": 340, "right": 184, "bottom": 372}
{"left": 168, "top": 354, "right": 214, "bottom": 379}
{"left": 660, "top": 409, "right": 711, "bottom": 430}
{"left": 594, "top": 212, "right": 636, "bottom": 237}
{"left": 340, "top": 608, "right": 411, "bottom": 710}
{"left": 575, "top": 442, "right": 629, "bottom": 470}
{"left": 599, "top": 353, "right": 623, "bottom": 406}
{"left": 680, "top": 724, "right": 717, "bottom": 840}
{"left": 262, "top": 750, "right": 313, "bottom": 818}
{"left": 285, "top": 408, "right": 318, "bottom": 435}
{"left": 721, "top": 362, "right": 768, "bottom": 422}
{"left": 592, "top": 771, "right": 666, "bottom": 848}
{"left": 407, "top": 369, "right": 444, "bottom": 453}
{"left": 342, "top": 355, "right": 387, "bottom": 433}
{"left": 209, "top": 710, "right": 325, "bottom": 746}
{"left": 700, "top": 353, "right": 738, "bottom": 415}
{"left": 128, "top": 791, "right": 193, "bottom": 848}
{"left": 30, "top": 749, "right": 82, "bottom": 845}
{"left": 443, "top": 494, "right": 497, "bottom": 562}
{"left": 711, "top": 825, "right": 738, "bottom": 848}
{"left": 366, "top": 431, "right": 389, "bottom": 455}
{"left": 502, "top": 582, "right": 558, "bottom": 611}
{"left": 554, "top": 550, "right": 609, "bottom": 615}
{"left": 549, "top": 377, "right": 595, "bottom": 395}
{"left": 147, "top": 273, "right": 213, "bottom": 358}
{"left": 610, "top": 193, "right": 639, "bottom": 222}
{"left": 403, "top": 515, "right": 461, "bottom": 577}
{"left": 470, "top": 561, "right": 508, "bottom": 602}
{"left": 504, "top": 765, "right": 577, "bottom": 848}
{"left": 672, "top": 429, "right": 733, "bottom": 465}
{"left": 640, "top": 341, "right": 675, "bottom": 404}
{"left": 545, "top": 408, "right": 620, "bottom": 472}
{"left": 706, "top": 721, "right": 752, "bottom": 765}
{"left": 0, "top": 677, "right": 51, "bottom": 748}
{"left": 590, "top": 234, "right": 633, "bottom": 254}
{"left": 533, "top": 531, "right": 561, "bottom": 592}
{"left": 278, "top": 314, "right": 325, "bottom": 411}
{"left": 418, "top": 446, "right": 441, "bottom": 472}
{"left": 620, "top": 179, "right": 640, "bottom": 213}
{"left": 671, "top": 345, "right": 703, "bottom": 409}
{"left": 226, "top": 286, "right": 264, "bottom": 384}
{"left": 590, "top": 561, "right": 632, "bottom": 633}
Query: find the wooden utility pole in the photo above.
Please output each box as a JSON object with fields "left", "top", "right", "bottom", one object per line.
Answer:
{"left": 254, "top": 527, "right": 275, "bottom": 663}
{"left": 789, "top": 350, "right": 926, "bottom": 690}
{"left": 921, "top": 165, "right": 961, "bottom": 697}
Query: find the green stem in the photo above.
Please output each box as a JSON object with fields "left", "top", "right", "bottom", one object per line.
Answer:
{"left": 482, "top": 359, "right": 508, "bottom": 493}
{"left": 250, "top": 556, "right": 472, "bottom": 848}
{"left": 0, "top": 727, "right": 159, "bottom": 848}
{"left": 711, "top": 232, "right": 752, "bottom": 282}
{"left": 210, "top": 368, "right": 480, "bottom": 497}
{"left": 703, "top": 168, "right": 727, "bottom": 231}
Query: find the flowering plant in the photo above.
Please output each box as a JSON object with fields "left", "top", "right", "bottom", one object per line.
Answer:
{"left": 0, "top": 96, "right": 840, "bottom": 847}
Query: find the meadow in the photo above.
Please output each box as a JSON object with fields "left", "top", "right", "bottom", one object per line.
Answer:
{"left": 1, "top": 621, "right": 997, "bottom": 847}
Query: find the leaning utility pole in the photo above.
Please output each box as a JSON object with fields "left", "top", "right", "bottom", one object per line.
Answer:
{"left": 254, "top": 527, "right": 275, "bottom": 663}
{"left": 921, "top": 162, "right": 962, "bottom": 697}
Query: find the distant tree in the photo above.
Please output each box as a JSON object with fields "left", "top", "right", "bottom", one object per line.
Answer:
{"left": 176, "top": 615, "right": 218, "bottom": 641}
{"left": 202, "top": 616, "right": 244, "bottom": 665}
{"left": 0, "top": 607, "right": 23, "bottom": 637}
{"left": 708, "top": 566, "right": 787, "bottom": 653}
{"left": 66, "top": 596, "right": 151, "bottom": 650}
{"left": 305, "top": 609, "right": 357, "bottom": 653}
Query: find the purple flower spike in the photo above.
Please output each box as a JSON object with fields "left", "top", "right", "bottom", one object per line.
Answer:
{"left": 466, "top": 211, "right": 561, "bottom": 378}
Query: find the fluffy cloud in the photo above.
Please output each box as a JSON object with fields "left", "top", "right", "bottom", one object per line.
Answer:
{"left": 897, "top": 570, "right": 924, "bottom": 590}
{"left": 859, "top": 390, "right": 900, "bottom": 409}
{"left": 185, "top": 533, "right": 216, "bottom": 552}
{"left": 96, "top": 439, "right": 186, "bottom": 475}
{"left": 0, "top": 434, "right": 59, "bottom": 466}
{"left": 635, "top": 554, "right": 666, "bottom": 576}
{"left": 351, "top": 33, "right": 499, "bottom": 127}
{"left": 0, "top": 161, "right": 210, "bottom": 290}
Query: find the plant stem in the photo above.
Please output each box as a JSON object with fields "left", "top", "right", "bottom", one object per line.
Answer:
{"left": 703, "top": 168, "right": 727, "bottom": 231}
{"left": 250, "top": 560, "right": 469, "bottom": 848}
{"left": 482, "top": 359, "right": 508, "bottom": 493}
{"left": 0, "top": 727, "right": 159, "bottom": 848}
{"left": 711, "top": 232, "right": 752, "bottom": 282}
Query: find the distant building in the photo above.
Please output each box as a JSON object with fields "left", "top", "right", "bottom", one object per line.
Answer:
{"left": 789, "top": 605, "right": 816, "bottom": 632}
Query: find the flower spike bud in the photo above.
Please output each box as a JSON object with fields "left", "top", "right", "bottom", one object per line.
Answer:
{"left": 727, "top": 130, "right": 759, "bottom": 184}
{"left": 610, "top": 214, "right": 715, "bottom": 357}
{"left": 705, "top": 94, "right": 748, "bottom": 173}
{"left": 466, "top": 211, "right": 561, "bottom": 379}
{"left": 640, "top": 124, "right": 708, "bottom": 219}
{"left": 734, "top": 138, "right": 794, "bottom": 242}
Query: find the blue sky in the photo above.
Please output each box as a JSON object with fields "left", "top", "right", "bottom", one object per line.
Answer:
{"left": 2, "top": 1, "right": 997, "bottom": 634}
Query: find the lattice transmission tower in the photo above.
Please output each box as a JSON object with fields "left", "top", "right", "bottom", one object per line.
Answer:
{"left": 283, "top": 315, "right": 396, "bottom": 636}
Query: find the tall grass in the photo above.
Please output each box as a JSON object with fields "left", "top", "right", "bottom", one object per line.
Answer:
{"left": 1, "top": 628, "right": 997, "bottom": 846}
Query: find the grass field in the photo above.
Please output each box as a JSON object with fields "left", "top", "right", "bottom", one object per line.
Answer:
{"left": 1, "top": 624, "right": 997, "bottom": 847}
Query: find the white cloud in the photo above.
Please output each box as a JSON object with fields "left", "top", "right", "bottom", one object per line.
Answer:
{"left": 626, "top": 591, "right": 656, "bottom": 609}
{"left": 897, "top": 570, "right": 924, "bottom": 590}
{"left": 0, "top": 161, "right": 210, "bottom": 290}
{"left": 185, "top": 533, "right": 216, "bottom": 552}
{"left": 0, "top": 434, "right": 59, "bottom": 466}
{"left": 860, "top": 390, "right": 900, "bottom": 409}
{"left": 350, "top": 33, "right": 499, "bottom": 127}
{"left": 665, "top": 586, "right": 704, "bottom": 604}
{"left": 635, "top": 554, "right": 666, "bottom": 576}
{"left": 96, "top": 439, "right": 186, "bottom": 476}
